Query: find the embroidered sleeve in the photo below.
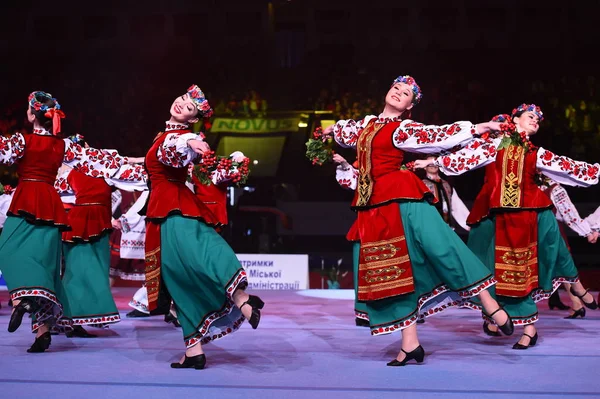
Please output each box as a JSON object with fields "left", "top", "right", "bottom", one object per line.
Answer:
{"left": 550, "top": 185, "right": 592, "bottom": 236}
{"left": 54, "top": 170, "right": 73, "bottom": 195}
{"left": 584, "top": 206, "right": 600, "bottom": 231}
{"left": 63, "top": 139, "right": 128, "bottom": 179}
{"left": 335, "top": 164, "right": 359, "bottom": 191}
{"left": 392, "top": 120, "right": 477, "bottom": 153}
{"left": 0, "top": 133, "right": 26, "bottom": 165}
{"left": 157, "top": 133, "right": 203, "bottom": 168}
{"left": 333, "top": 116, "right": 377, "bottom": 148}
{"left": 119, "top": 191, "right": 149, "bottom": 233}
{"left": 433, "top": 137, "right": 502, "bottom": 176}
{"left": 450, "top": 189, "right": 471, "bottom": 231}
{"left": 111, "top": 190, "right": 122, "bottom": 215}
{"left": 537, "top": 147, "right": 600, "bottom": 187}
{"left": 107, "top": 164, "right": 148, "bottom": 191}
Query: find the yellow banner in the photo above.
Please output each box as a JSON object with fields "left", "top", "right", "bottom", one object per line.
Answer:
{"left": 211, "top": 118, "right": 300, "bottom": 133}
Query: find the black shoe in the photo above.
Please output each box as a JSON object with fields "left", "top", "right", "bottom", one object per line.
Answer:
{"left": 164, "top": 312, "right": 181, "bottom": 327}
{"left": 126, "top": 309, "right": 150, "bottom": 318}
{"left": 485, "top": 307, "right": 514, "bottom": 336}
{"left": 66, "top": 325, "right": 97, "bottom": 338}
{"left": 569, "top": 287, "right": 598, "bottom": 310}
{"left": 170, "top": 354, "right": 206, "bottom": 370}
{"left": 387, "top": 345, "right": 425, "bottom": 366}
{"left": 27, "top": 332, "right": 52, "bottom": 353}
{"left": 548, "top": 291, "right": 570, "bottom": 310}
{"left": 8, "top": 298, "right": 39, "bottom": 333}
{"left": 355, "top": 317, "right": 370, "bottom": 327}
{"left": 483, "top": 321, "right": 501, "bottom": 337}
{"left": 512, "top": 332, "right": 538, "bottom": 350}
{"left": 241, "top": 295, "right": 263, "bottom": 329}
{"left": 564, "top": 307, "right": 586, "bottom": 319}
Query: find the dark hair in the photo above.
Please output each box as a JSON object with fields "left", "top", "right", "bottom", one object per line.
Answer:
{"left": 30, "top": 93, "right": 57, "bottom": 132}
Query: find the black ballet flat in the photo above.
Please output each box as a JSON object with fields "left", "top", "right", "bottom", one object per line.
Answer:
{"left": 170, "top": 354, "right": 206, "bottom": 370}
{"left": 548, "top": 291, "right": 570, "bottom": 310}
{"left": 512, "top": 332, "right": 538, "bottom": 350}
{"left": 387, "top": 345, "right": 425, "bottom": 366}
{"left": 126, "top": 309, "right": 150, "bottom": 318}
{"left": 8, "top": 298, "right": 38, "bottom": 333}
{"left": 482, "top": 321, "right": 502, "bottom": 337}
{"left": 569, "top": 287, "right": 598, "bottom": 310}
{"left": 27, "top": 332, "right": 52, "bottom": 353}
{"left": 66, "top": 325, "right": 97, "bottom": 338}
{"left": 564, "top": 308, "right": 586, "bottom": 319}
{"left": 485, "top": 307, "right": 514, "bottom": 336}
{"left": 355, "top": 317, "right": 370, "bottom": 327}
{"left": 241, "top": 295, "right": 264, "bottom": 329}
{"left": 164, "top": 312, "right": 181, "bottom": 327}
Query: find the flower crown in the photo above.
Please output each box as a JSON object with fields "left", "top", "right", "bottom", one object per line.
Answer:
{"left": 187, "top": 85, "right": 213, "bottom": 117}
{"left": 68, "top": 134, "right": 86, "bottom": 145}
{"left": 392, "top": 75, "right": 423, "bottom": 104}
{"left": 511, "top": 103, "right": 544, "bottom": 122}
{"left": 491, "top": 113, "right": 510, "bottom": 123}
{"left": 28, "top": 91, "right": 61, "bottom": 112}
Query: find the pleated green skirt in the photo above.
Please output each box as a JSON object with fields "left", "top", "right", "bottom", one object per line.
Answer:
{"left": 160, "top": 215, "right": 248, "bottom": 348}
{"left": 352, "top": 242, "right": 370, "bottom": 321}
{"left": 0, "top": 216, "right": 72, "bottom": 331}
{"left": 467, "top": 209, "right": 579, "bottom": 325}
{"left": 357, "top": 201, "right": 495, "bottom": 336}
{"left": 62, "top": 234, "right": 120, "bottom": 326}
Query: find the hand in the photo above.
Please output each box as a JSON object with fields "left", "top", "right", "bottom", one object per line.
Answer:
{"left": 587, "top": 231, "right": 599, "bottom": 244}
{"left": 413, "top": 159, "right": 433, "bottom": 169}
{"left": 475, "top": 122, "right": 502, "bottom": 136}
{"left": 332, "top": 153, "right": 348, "bottom": 165}
{"left": 111, "top": 219, "right": 122, "bottom": 230}
{"left": 127, "top": 157, "right": 145, "bottom": 164}
{"left": 188, "top": 139, "right": 210, "bottom": 155}
{"left": 230, "top": 151, "right": 246, "bottom": 163}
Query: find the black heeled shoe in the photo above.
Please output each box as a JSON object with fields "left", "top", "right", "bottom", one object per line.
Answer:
{"left": 564, "top": 307, "right": 586, "bottom": 319}
{"left": 27, "top": 332, "right": 52, "bottom": 353}
{"left": 164, "top": 312, "right": 181, "bottom": 327}
{"left": 241, "top": 295, "right": 264, "bottom": 329}
{"left": 486, "top": 307, "right": 514, "bottom": 336}
{"left": 8, "top": 298, "right": 39, "bottom": 333}
{"left": 66, "top": 325, "right": 97, "bottom": 338}
{"left": 170, "top": 354, "right": 206, "bottom": 370}
{"left": 387, "top": 345, "right": 425, "bottom": 366}
{"left": 512, "top": 332, "right": 538, "bottom": 350}
{"left": 355, "top": 317, "right": 370, "bottom": 327}
{"left": 548, "top": 291, "right": 570, "bottom": 310}
{"left": 482, "top": 321, "right": 501, "bottom": 337}
{"left": 569, "top": 287, "right": 598, "bottom": 310}
{"left": 126, "top": 309, "right": 150, "bottom": 318}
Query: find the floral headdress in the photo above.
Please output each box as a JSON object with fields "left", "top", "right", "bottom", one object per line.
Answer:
{"left": 187, "top": 85, "right": 213, "bottom": 118}
{"left": 28, "top": 91, "right": 65, "bottom": 135}
{"left": 491, "top": 113, "right": 510, "bottom": 123}
{"left": 68, "top": 133, "right": 86, "bottom": 146}
{"left": 392, "top": 75, "right": 423, "bottom": 104}
{"left": 511, "top": 103, "right": 544, "bottom": 122}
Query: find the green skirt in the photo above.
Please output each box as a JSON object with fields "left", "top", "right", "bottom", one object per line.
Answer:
{"left": 352, "top": 242, "right": 370, "bottom": 321}
{"left": 62, "top": 234, "right": 120, "bottom": 326}
{"left": 467, "top": 209, "right": 579, "bottom": 325}
{"left": 359, "top": 201, "right": 494, "bottom": 336}
{"left": 160, "top": 215, "right": 248, "bottom": 348}
{"left": 0, "top": 216, "right": 72, "bottom": 331}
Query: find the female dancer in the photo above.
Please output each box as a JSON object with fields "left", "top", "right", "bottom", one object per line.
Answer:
{"left": 54, "top": 135, "right": 146, "bottom": 337}
{"left": 0, "top": 91, "right": 139, "bottom": 352}
{"left": 322, "top": 75, "right": 513, "bottom": 366}
{"left": 144, "top": 85, "right": 263, "bottom": 369}
{"left": 415, "top": 104, "right": 599, "bottom": 349}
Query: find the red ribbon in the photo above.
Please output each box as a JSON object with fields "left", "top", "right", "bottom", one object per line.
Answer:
{"left": 44, "top": 108, "right": 66, "bottom": 135}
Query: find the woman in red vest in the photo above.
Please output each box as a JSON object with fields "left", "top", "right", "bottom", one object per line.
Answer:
{"left": 55, "top": 135, "right": 146, "bottom": 338}
{"left": 143, "top": 85, "right": 263, "bottom": 370}
{"left": 417, "top": 104, "right": 599, "bottom": 349}
{"left": 322, "top": 75, "right": 514, "bottom": 366}
{"left": 0, "top": 91, "right": 137, "bottom": 352}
